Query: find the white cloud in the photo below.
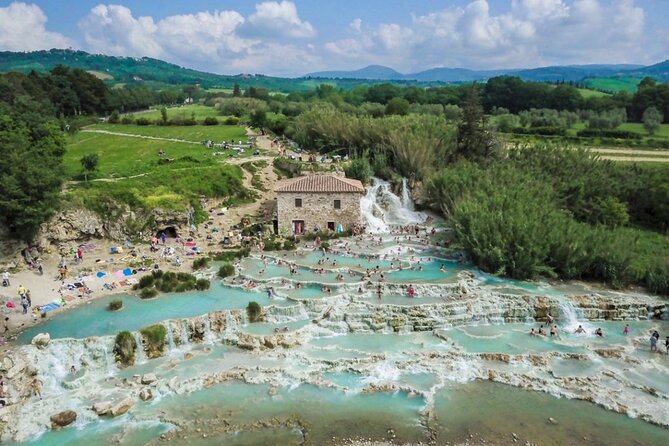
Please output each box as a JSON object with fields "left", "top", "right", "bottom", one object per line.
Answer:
{"left": 244, "top": 1, "right": 316, "bottom": 39}
{"left": 349, "top": 18, "right": 362, "bottom": 34}
{"left": 78, "top": 2, "right": 320, "bottom": 75}
{"left": 0, "top": 2, "right": 73, "bottom": 51}
{"left": 325, "top": 0, "right": 650, "bottom": 72}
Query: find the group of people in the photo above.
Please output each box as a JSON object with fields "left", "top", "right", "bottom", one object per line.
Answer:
{"left": 649, "top": 330, "right": 669, "bottom": 354}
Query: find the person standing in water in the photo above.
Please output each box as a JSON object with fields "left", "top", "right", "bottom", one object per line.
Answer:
{"left": 623, "top": 324, "right": 630, "bottom": 335}
{"left": 31, "top": 378, "right": 42, "bottom": 400}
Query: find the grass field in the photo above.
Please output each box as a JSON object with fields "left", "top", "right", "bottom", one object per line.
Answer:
{"left": 91, "top": 123, "right": 248, "bottom": 143}
{"left": 64, "top": 123, "right": 255, "bottom": 216}
{"left": 577, "top": 88, "right": 610, "bottom": 98}
{"left": 584, "top": 77, "right": 640, "bottom": 93}
{"left": 134, "top": 104, "right": 220, "bottom": 121}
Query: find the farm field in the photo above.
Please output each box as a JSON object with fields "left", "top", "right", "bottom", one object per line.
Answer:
{"left": 577, "top": 88, "right": 609, "bottom": 98}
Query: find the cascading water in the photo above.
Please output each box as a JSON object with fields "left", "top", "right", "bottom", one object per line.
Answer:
{"left": 361, "top": 177, "right": 427, "bottom": 233}
{"left": 180, "top": 319, "right": 190, "bottom": 346}
{"left": 401, "top": 178, "right": 414, "bottom": 211}
{"left": 560, "top": 301, "right": 595, "bottom": 334}
{"left": 164, "top": 321, "right": 177, "bottom": 353}
{"left": 134, "top": 332, "right": 147, "bottom": 363}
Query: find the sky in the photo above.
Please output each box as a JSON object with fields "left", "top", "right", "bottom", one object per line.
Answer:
{"left": 0, "top": 0, "right": 667, "bottom": 77}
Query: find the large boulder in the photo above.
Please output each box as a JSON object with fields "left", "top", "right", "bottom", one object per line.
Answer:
{"left": 92, "top": 401, "right": 112, "bottom": 416}
{"left": 141, "top": 373, "right": 157, "bottom": 385}
{"left": 109, "top": 397, "right": 134, "bottom": 417}
{"left": 139, "top": 388, "right": 153, "bottom": 401}
{"left": 31, "top": 333, "right": 51, "bottom": 349}
{"left": 50, "top": 410, "right": 77, "bottom": 429}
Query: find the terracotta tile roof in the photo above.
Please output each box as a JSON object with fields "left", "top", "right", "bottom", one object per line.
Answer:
{"left": 275, "top": 174, "right": 365, "bottom": 193}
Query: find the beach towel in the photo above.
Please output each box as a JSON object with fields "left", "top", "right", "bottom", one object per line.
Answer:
{"left": 114, "top": 270, "right": 125, "bottom": 279}
{"left": 122, "top": 268, "right": 133, "bottom": 276}
{"left": 39, "top": 302, "right": 60, "bottom": 312}
{"left": 96, "top": 272, "right": 106, "bottom": 278}
{"left": 185, "top": 242, "right": 197, "bottom": 247}
{"left": 63, "top": 295, "right": 76, "bottom": 302}
{"left": 118, "top": 280, "right": 129, "bottom": 287}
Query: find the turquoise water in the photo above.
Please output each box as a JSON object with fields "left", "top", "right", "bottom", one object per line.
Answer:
{"left": 18, "top": 283, "right": 283, "bottom": 342}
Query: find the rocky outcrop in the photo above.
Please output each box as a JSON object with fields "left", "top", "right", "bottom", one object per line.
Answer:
{"left": 139, "top": 388, "right": 153, "bottom": 401}
{"left": 40, "top": 205, "right": 188, "bottom": 243}
{"left": 569, "top": 294, "right": 667, "bottom": 320}
{"left": 30, "top": 333, "right": 50, "bottom": 349}
{"left": 109, "top": 397, "right": 133, "bottom": 417}
{"left": 141, "top": 373, "right": 157, "bottom": 385}
{"left": 92, "top": 401, "right": 112, "bottom": 416}
{"left": 50, "top": 410, "right": 77, "bottom": 429}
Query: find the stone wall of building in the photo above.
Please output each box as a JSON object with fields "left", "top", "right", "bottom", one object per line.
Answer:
{"left": 276, "top": 191, "right": 362, "bottom": 234}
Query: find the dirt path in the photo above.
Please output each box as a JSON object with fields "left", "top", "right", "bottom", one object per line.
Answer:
{"left": 202, "top": 130, "right": 281, "bottom": 233}
{"left": 80, "top": 129, "right": 201, "bottom": 145}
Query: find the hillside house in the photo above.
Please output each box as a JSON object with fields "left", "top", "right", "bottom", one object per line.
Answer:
{"left": 274, "top": 174, "right": 365, "bottom": 235}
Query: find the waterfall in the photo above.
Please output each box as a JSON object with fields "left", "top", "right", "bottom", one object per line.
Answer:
{"left": 134, "top": 332, "right": 147, "bottom": 364}
{"left": 101, "top": 343, "right": 116, "bottom": 376}
{"left": 560, "top": 301, "right": 595, "bottom": 334}
{"left": 164, "top": 321, "right": 176, "bottom": 352}
{"left": 203, "top": 316, "right": 215, "bottom": 345}
{"left": 360, "top": 177, "right": 427, "bottom": 233}
{"left": 401, "top": 178, "right": 414, "bottom": 211}
{"left": 180, "top": 319, "right": 190, "bottom": 345}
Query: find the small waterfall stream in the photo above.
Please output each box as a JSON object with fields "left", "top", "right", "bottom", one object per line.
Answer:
{"left": 134, "top": 332, "right": 147, "bottom": 364}
{"left": 361, "top": 177, "right": 427, "bottom": 232}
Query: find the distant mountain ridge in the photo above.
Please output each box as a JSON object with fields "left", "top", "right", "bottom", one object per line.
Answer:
{"left": 307, "top": 62, "right": 665, "bottom": 83}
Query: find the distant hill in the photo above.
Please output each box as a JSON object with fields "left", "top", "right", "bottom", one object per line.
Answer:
{"left": 308, "top": 65, "right": 404, "bottom": 80}
{"left": 0, "top": 49, "right": 445, "bottom": 92}
{"left": 0, "top": 49, "right": 664, "bottom": 94}
{"left": 305, "top": 62, "right": 663, "bottom": 88}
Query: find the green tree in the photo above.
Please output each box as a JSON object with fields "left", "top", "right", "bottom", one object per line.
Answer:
{"left": 344, "top": 158, "right": 373, "bottom": 183}
{"left": 108, "top": 110, "right": 120, "bottom": 124}
{"left": 385, "top": 97, "right": 410, "bottom": 116}
{"left": 250, "top": 109, "right": 267, "bottom": 128}
{"left": 642, "top": 106, "right": 663, "bottom": 135}
{"left": 160, "top": 106, "right": 168, "bottom": 124}
{"left": 456, "top": 84, "right": 496, "bottom": 163}
{"left": 80, "top": 153, "right": 99, "bottom": 181}
{"left": 0, "top": 101, "right": 66, "bottom": 242}
{"left": 232, "top": 83, "right": 241, "bottom": 97}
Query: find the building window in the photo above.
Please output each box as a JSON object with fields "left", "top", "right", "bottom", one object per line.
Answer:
{"left": 295, "top": 198, "right": 302, "bottom": 208}
{"left": 334, "top": 199, "right": 341, "bottom": 209}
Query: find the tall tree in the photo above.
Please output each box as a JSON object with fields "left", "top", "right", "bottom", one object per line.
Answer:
{"left": 80, "top": 153, "right": 99, "bottom": 181}
{"left": 456, "top": 84, "right": 496, "bottom": 163}
{"left": 642, "top": 106, "right": 663, "bottom": 135}
{"left": 232, "top": 83, "right": 241, "bottom": 97}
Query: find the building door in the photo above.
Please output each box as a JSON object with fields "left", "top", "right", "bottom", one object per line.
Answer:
{"left": 292, "top": 220, "right": 305, "bottom": 234}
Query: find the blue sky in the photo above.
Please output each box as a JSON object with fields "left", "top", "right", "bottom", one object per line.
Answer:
{"left": 0, "top": 1, "right": 667, "bottom": 76}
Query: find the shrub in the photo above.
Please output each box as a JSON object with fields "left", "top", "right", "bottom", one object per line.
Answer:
{"left": 344, "top": 158, "right": 373, "bottom": 184}
{"left": 263, "top": 237, "right": 283, "bottom": 251}
{"left": 151, "top": 269, "right": 164, "bottom": 279}
{"left": 121, "top": 115, "right": 134, "bottom": 124}
{"left": 282, "top": 239, "right": 297, "bottom": 251}
{"left": 140, "top": 287, "right": 159, "bottom": 299}
{"left": 203, "top": 116, "right": 219, "bottom": 125}
{"left": 247, "top": 301, "right": 262, "bottom": 323}
{"left": 108, "top": 299, "right": 123, "bottom": 311}
{"left": 135, "top": 117, "right": 151, "bottom": 126}
{"left": 223, "top": 116, "right": 240, "bottom": 125}
{"left": 140, "top": 324, "right": 167, "bottom": 354}
{"left": 138, "top": 275, "right": 155, "bottom": 289}
{"left": 218, "top": 263, "right": 235, "bottom": 278}
{"left": 114, "top": 331, "right": 136, "bottom": 366}
{"left": 213, "top": 248, "right": 250, "bottom": 262}
{"left": 192, "top": 257, "right": 210, "bottom": 270}
{"left": 195, "top": 278, "right": 211, "bottom": 290}
{"left": 158, "top": 280, "right": 175, "bottom": 293}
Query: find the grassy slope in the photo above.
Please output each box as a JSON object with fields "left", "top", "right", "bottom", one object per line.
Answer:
{"left": 91, "top": 123, "right": 248, "bottom": 143}
{"left": 133, "top": 104, "right": 221, "bottom": 121}
{"left": 584, "top": 77, "right": 640, "bottom": 93}
{"left": 577, "top": 88, "right": 609, "bottom": 98}
{"left": 63, "top": 124, "right": 254, "bottom": 217}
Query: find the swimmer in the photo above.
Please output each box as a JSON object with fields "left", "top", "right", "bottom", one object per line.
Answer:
{"left": 70, "top": 365, "right": 77, "bottom": 374}
{"left": 594, "top": 327, "right": 603, "bottom": 337}
{"left": 623, "top": 324, "right": 630, "bottom": 335}
{"left": 439, "top": 264, "right": 446, "bottom": 272}
{"left": 529, "top": 328, "right": 537, "bottom": 336}
{"left": 538, "top": 325, "right": 546, "bottom": 336}
{"left": 574, "top": 325, "right": 586, "bottom": 334}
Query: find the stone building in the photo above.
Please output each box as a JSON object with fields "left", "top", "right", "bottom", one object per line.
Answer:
{"left": 274, "top": 174, "right": 365, "bottom": 235}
